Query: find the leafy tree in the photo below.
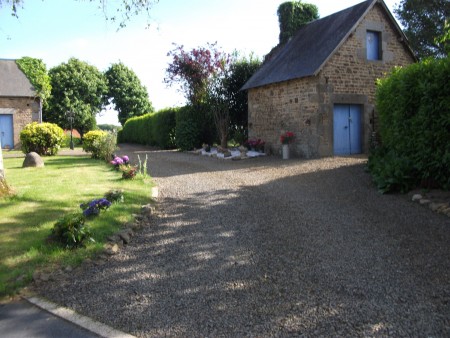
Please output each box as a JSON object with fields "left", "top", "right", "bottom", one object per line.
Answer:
{"left": 225, "top": 55, "right": 262, "bottom": 143}
{"left": 206, "top": 57, "right": 233, "bottom": 148}
{"left": 15, "top": 57, "right": 51, "bottom": 103}
{"left": 277, "top": 1, "right": 319, "bottom": 44}
{"left": 45, "top": 58, "right": 107, "bottom": 138}
{"left": 104, "top": 62, "right": 153, "bottom": 126}
{"left": 395, "top": 0, "right": 450, "bottom": 59}
{"left": 0, "top": 0, "right": 158, "bottom": 29}
{"left": 165, "top": 43, "right": 226, "bottom": 107}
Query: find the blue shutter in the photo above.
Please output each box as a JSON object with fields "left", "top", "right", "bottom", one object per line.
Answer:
{"left": 0, "top": 114, "right": 14, "bottom": 149}
{"left": 367, "top": 31, "right": 380, "bottom": 60}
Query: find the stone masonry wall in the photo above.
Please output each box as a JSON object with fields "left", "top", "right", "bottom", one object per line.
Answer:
{"left": 0, "top": 97, "right": 41, "bottom": 149}
{"left": 248, "top": 3, "right": 415, "bottom": 158}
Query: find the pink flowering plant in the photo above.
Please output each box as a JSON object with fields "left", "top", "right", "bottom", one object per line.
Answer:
{"left": 244, "top": 138, "right": 265, "bottom": 152}
{"left": 110, "top": 155, "right": 129, "bottom": 170}
{"left": 280, "top": 131, "right": 295, "bottom": 144}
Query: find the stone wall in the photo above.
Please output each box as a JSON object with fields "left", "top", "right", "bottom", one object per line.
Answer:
{"left": 0, "top": 96, "right": 41, "bottom": 149}
{"left": 248, "top": 3, "right": 415, "bottom": 158}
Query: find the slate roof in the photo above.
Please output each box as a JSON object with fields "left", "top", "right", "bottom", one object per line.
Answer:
{"left": 0, "top": 59, "right": 37, "bottom": 97}
{"left": 242, "top": 0, "right": 412, "bottom": 90}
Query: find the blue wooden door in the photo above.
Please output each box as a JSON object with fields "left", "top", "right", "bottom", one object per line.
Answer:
{"left": 0, "top": 114, "right": 14, "bottom": 149}
{"left": 333, "top": 105, "right": 362, "bottom": 155}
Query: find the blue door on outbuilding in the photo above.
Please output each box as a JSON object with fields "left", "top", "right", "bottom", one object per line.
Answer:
{"left": 333, "top": 105, "right": 362, "bottom": 155}
{"left": 0, "top": 114, "right": 14, "bottom": 149}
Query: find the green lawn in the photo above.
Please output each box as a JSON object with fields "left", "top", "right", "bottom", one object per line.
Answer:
{"left": 0, "top": 155, "right": 153, "bottom": 298}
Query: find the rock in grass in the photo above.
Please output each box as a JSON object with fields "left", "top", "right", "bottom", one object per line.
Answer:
{"left": 23, "top": 152, "right": 44, "bottom": 168}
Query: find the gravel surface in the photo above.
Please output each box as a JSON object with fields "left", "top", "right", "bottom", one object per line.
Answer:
{"left": 35, "top": 145, "right": 450, "bottom": 337}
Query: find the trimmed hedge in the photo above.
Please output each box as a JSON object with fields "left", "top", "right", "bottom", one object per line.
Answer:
{"left": 368, "top": 56, "right": 450, "bottom": 193}
{"left": 20, "top": 122, "right": 65, "bottom": 156}
{"left": 119, "top": 108, "right": 177, "bottom": 148}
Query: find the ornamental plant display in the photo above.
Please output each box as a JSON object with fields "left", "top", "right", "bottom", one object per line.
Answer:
{"left": 244, "top": 138, "right": 265, "bottom": 152}
{"left": 80, "top": 198, "right": 111, "bottom": 217}
{"left": 121, "top": 165, "right": 138, "bottom": 179}
{"left": 104, "top": 189, "right": 124, "bottom": 203}
{"left": 280, "top": 131, "right": 295, "bottom": 144}
{"left": 110, "top": 155, "right": 130, "bottom": 170}
{"left": 50, "top": 213, "right": 94, "bottom": 249}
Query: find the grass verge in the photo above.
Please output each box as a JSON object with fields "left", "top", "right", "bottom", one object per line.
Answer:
{"left": 0, "top": 155, "right": 153, "bottom": 298}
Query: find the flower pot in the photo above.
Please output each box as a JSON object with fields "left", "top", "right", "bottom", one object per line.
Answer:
{"left": 282, "top": 144, "right": 289, "bottom": 160}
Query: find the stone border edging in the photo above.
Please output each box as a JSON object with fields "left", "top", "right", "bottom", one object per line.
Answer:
{"left": 24, "top": 296, "right": 136, "bottom": 338}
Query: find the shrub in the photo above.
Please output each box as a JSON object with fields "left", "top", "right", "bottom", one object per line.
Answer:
{"left": 82, "top": 130, "right": 116, "bottom": 161}
{"left": 96, "top": 132, "right": 117, "bottom": 162}
{"left": 369, "top": 56, "right": 450, "bottom": 193}
{"left": 175, "top": 105, "right": 203, "bottom": 151}
{"left": 50, "top": 213, "right": 94, "bottom": 249}
{"left": 20, "top": 122, "right": 65, "bottom": 156}
{"left": 152, "top": 108, "right": 177, "bottom": 149}
{"left": 104, "top": 189, "right": 124, "bottom": 203}
{"left": 82, "top": 130, "right": 107, "bottom": 157}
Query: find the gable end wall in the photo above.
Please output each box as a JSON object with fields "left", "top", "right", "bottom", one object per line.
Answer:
{"left": 0, "top": 96, "right": 41, "bottom": 149}
{"left": 248, "top": 3, "right": 415, "bottom": 158}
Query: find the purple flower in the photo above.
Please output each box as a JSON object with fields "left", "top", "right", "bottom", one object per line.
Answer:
{"left": 122, "top": 155, "right": 129, "bottom": 163}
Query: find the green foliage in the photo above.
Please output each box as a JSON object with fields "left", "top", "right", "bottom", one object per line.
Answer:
{"left": 16, "top": 57, "right": 51, "bottom": 102}
{"left": 277, "top": 1, "right": 319, "bottom": 45}
{"left": 119, "top": 108, "right": 177, "bottom": 149}
{"left": 226, "top": 55, "right": 262, "bottom": 143}
{"left": 104, "top": 189, "right": 124, "bottom": 203}
{"left": 97, "top": 124, "right": 121, "bottom": 132}
{"left": 152, "top": 108, "right": 177, "bottom": 149}
{"left": 394, "top": 0, "right": 450, "bottom": 59}
{"left": 50, "top": 213, "right": 94, "bottom": 249}
{"left": 368, "top": 56, "right": 450, "bottom": 193}
{"left": 82, "top": 130, "right": 108, "bottom": 159}
{"left": 175, "top": 105, "right": 203, "bottom": 151}
{"left": 104, "top": 62, "right": 153, "bottom": 126}
{"left": 45, "top": 58, "right": 107, "bottom": 137}
{"left": 20, "top": 122, "right": 65, "bottom": 156}
{"left": 63, "top": 133, "right": 81, "bottom": 148}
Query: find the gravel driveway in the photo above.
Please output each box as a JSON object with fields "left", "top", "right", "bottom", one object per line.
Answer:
{"left": 35, "top": 145, "right": 450, "bottom": 337}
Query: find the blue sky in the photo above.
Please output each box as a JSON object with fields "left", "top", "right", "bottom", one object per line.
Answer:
{"left": 0, "top": 0, "right": 398, "bottom": 125}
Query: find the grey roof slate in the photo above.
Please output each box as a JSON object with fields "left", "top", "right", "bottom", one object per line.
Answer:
{"left": 0, "top": 59, "right": 37, "bottom": 97}
{"left": 242, "top": 0, "right": 407, "bottom": 90}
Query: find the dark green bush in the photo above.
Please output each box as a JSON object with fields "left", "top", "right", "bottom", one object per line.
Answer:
{"left": 50, "top": 213, "right": 94, "bottom": 249}
{"left": 153, "top": 108, "right": 177, "bottom": 149}
{"left": 175, "top": 105, "right": 201, "bottom": 151}
{"left": 369, "top": 56, "right": 450, "bottom": 193}
{"left": 20, "top": 122, "right": 65, "bottom": 156}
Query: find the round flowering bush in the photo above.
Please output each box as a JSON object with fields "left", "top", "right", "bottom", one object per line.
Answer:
{"left": 20, "top": 122, "right": 65, "bottom": 156}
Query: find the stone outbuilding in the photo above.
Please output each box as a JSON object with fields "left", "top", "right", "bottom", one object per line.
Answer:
{"left": 0, "top": 59, "right": 42, "bottom": 149}
{"left": 242, "top": 0, "right": 416, "bottom": 158}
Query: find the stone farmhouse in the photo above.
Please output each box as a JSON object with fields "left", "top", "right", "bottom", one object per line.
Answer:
{"left": 242, "top": 0, "right": 416, "bottom": 158}
{"left": 0, "top": 59, "right": 42, "bottom": 149}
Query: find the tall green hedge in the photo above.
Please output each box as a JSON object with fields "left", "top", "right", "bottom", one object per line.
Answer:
{"left": 118, "top": 108, "right": 177, "bottom": 149}
{"left": 368, "top": 56, "right": 450, "bottom": 193}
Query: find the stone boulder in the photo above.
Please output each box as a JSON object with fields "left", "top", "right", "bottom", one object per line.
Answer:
{"left": 23, "top": 152, "right": 44, "bottom": 168}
